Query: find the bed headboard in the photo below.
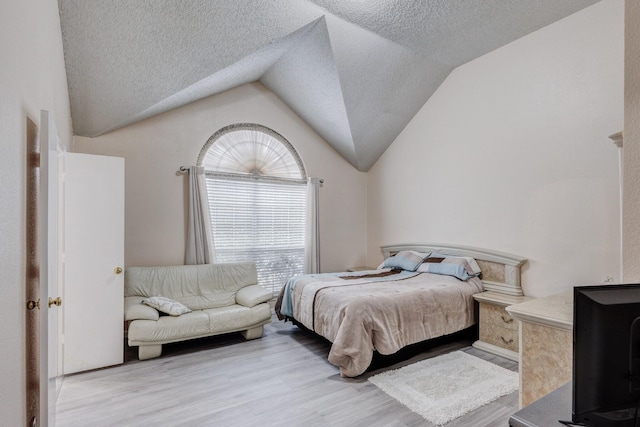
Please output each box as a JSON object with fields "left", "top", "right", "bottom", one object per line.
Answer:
{"left": 380, "top": 243, "right": 527, "bottom": 297}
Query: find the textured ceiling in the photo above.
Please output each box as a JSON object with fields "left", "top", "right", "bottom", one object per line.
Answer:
{"left": 58, "top": 0, "right": 600, "bottom": 171}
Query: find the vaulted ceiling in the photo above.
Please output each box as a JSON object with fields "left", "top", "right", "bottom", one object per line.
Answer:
{"left": 58, "top": 0, "right": 600, "bottom": 171}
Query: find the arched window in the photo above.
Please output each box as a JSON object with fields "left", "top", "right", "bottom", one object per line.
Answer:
{"left": 198, "top": 123, "right": 307, "bottom": 295}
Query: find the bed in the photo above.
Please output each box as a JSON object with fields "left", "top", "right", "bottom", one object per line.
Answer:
{"left": 275, "top": 243, "right": 527, "bottom": 377}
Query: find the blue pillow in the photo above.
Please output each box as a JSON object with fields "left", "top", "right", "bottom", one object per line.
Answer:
{"left": 382, "top": 251, "right": 429, "bottom": 271}
{"left": 420, "top": 253, "right": 482, "bottom": 277}
{"left": 417, "top": 262, "right": 472, "bottom": 281}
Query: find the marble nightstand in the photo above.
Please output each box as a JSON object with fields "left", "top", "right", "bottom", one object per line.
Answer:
{"left": 473, "top": 291, "right": 531, "bottom": 361}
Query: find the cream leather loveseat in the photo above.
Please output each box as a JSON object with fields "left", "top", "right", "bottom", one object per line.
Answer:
{"left": 124, "top": 262, "right": 272, "bottom": 360}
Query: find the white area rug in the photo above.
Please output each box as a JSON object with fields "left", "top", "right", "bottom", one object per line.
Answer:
{"left": 368, "top": 351, "right": 518, "bottom": 425}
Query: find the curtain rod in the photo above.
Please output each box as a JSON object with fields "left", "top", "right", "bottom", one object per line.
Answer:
{"left": 178, "top": 166, "right": 323, "bottom": 183}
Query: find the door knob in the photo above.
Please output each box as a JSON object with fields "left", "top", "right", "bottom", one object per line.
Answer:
{"left": 27, "top": 299, "right": 40, "bottom": 310}
{"left": 114, "top": 267, "right": 123, "bottom": 275}
{"left": 48, "top": 297, "right": 62, "bottom": 308}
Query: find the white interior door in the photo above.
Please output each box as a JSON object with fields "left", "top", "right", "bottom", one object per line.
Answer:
{"left": 63, "top": 152, "right": 124, "bottom": 374}
{"left": 39, "top": 110, "right": 61, "bottom": 427}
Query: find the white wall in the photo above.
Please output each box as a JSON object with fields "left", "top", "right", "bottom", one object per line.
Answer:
{"left": 623, "top": 0, "right": 640, "bottom": 281}
{"left": 366, "top": 0, "right": 624, "bottom": 298}
{"left": 73, "top": 82, "right": 368, "bottom": 272}
{"left": 0, "top": 0, "right": 73, "bottom": 424}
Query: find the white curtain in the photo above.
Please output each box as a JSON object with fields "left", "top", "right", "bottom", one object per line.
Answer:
{"left": 185, "top": 166, "right": 214, "bottom": 264}
{"left": 304, "top": 177, "right": 321, "bottom": 274}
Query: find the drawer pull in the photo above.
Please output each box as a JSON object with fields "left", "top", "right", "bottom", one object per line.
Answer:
{"left": 501, "top": 336, "right": 514, "bottom": 345}
{"left": 500, "top": 315, "right": 514, "bottom": 324}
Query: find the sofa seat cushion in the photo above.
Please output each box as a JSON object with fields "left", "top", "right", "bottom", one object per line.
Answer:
{"left": 204, "top": 303, "right": 272, "bottom": 334}
{"left": 128, "top": 310, "right": 210, "bottom": 343}
{"left": 128, "top": 303, "right": 272, "bottom": 344}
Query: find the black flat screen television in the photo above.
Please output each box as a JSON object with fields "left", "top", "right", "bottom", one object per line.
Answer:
{"left": 572, "top": 284, "right": 640, "bottom": 426}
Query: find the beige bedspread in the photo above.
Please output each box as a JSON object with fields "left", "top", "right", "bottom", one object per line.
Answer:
{"left": 277, "top": 272, "right": 483, "bottom": 377}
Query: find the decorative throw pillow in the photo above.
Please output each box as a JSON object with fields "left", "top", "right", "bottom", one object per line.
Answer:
{"left": 142, "top": 296, "right": 192, "bottom": 316}
{"left": 382, "top": 250, "right": 430, "bottom": 271}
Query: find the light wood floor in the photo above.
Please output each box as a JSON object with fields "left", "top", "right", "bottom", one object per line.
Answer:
{"left": 56, "top": 313, "right": 518, "bottom": 426}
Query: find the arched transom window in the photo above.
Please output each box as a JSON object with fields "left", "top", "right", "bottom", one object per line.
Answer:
{"left": 198, "top": 123, "right": 307, "bottom": 295}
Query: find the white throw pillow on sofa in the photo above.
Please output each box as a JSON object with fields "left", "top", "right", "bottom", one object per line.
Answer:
{"left": 142, "top": 296, "right": 192, "bottom": 316}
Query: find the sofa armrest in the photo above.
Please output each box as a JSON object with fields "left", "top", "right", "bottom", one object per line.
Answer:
{"left": 124, "top": 296, "right": 159, "bottom": 321}
{"left": 236, "top": 285, "right": 272, "bottom": 308}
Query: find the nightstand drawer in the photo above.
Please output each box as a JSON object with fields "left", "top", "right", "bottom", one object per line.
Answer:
{"left": 480, "top": 323, "right": 519, "bottom": 352}
{"left": 479, "top": 302, "right": 517, "bottom": 330}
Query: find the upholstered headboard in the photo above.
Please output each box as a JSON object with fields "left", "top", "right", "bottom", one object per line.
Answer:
{"left": 380, "top": 243, "right": 527, "bottom": 297}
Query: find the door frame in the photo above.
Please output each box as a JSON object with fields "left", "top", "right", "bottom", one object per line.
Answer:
{"left": 26, "top": 110, "right": 63, "bottom": 427}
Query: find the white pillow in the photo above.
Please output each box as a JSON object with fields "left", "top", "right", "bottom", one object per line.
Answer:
{"left": 142, "top": 296, "right": 192, "bottom": 316}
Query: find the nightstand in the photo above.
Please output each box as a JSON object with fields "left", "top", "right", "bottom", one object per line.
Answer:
{"left": 506, "top": 291, "right": 572, "bottom": 407}
{"left": 473, "top": 291, "right": 531, "bottom": 361}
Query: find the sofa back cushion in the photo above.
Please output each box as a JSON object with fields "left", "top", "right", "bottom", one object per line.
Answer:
{"left": 124, "top": 262, "right": 257, "bottom": 310}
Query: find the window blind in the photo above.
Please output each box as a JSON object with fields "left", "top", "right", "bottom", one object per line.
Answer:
{"left": 206, "top": 176, "right": 306, "bottom": 295}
